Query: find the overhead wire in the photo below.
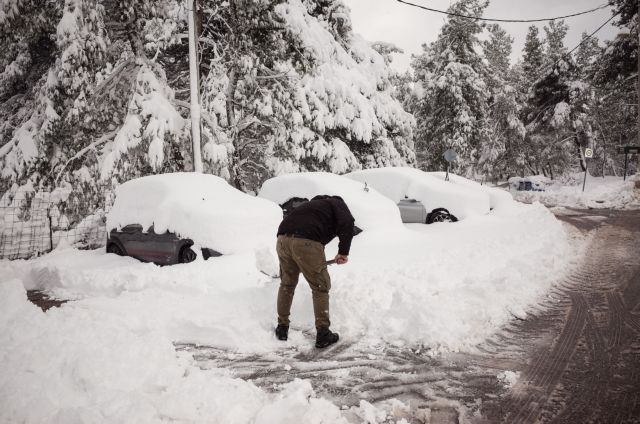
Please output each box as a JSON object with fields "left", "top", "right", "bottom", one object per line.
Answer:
{"left": 395, "top": 0, "right": 622, "bottom": 83}
{"left": 395, "top": 0, "right": 611, "bottom": 23}
{"left": 531, "top": 11, "right": 620, "bottom": 83}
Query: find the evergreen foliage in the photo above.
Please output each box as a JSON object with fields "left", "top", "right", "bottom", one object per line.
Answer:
{"left": 409, "top": 0, "right": 490, "bottom": 173}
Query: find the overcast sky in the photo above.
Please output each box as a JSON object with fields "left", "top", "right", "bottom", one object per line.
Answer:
{"left": 343, "top": 0, "right": 619, "bottom": 71}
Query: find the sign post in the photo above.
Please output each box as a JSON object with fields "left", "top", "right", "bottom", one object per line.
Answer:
{"left": 443, "top": 149, "right": 457, "bottom": 182}
{"left": 617, "top": 146, "right": 640, "bottom": 180}
{"left": 583, "top": 148, "right": 593, "bottom": 192}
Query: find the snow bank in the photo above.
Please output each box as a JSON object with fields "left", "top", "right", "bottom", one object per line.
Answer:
{"left": 5, "top": 201, "right": 572, "bottom": 353}
{"left": 346, "top": 167, "right": 491, "bottom": 219}
{"left": 106, "top": 173, "right": 283, "bottom": 254}
{"left": 327, "top": 201, "right": 574, "bottom": 349}
{"left": 427, "top": 171, "right": 513, "bottom": 209}
{"left": 258, "top": 172, "right": 403, "bottom": 231}
{"left": 512, "top": 175, "right": 640, "bottom": 209}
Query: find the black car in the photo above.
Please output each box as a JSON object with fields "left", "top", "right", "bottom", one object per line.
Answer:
{"left": 106, "top": 224, "right": 221, "bottom": 265}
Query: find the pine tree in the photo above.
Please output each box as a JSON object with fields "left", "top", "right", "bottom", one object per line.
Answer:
{"left": 522, "top": 25, "right": 544, "bottom": 79}
{"left": 0, "top": 0, "right": 187, "bottom": 229}
{"left": 196, "top": 0, "right": 415, "bottom": 191}
{"left": 525, "top": 19, "right": 596, "bottom": 175}
{"left": 0, "top": 0, "right": 109, "bottom": 187}
{"left": 544, "top": 20, "right": 569, "bottom": 64}
{"left": 480, "top": 24, "right": 525, "bottom": 179}
{"left": 575, "top": 32, "right": 601, "bottom": 78}
{"left": 410, "top": 0, "right": 490, "bottom": 173}
{"left": 590, "top": 1, "right": 638, "bottom": 176}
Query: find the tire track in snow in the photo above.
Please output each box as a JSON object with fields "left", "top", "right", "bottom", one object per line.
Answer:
{"left": 487, "top": 209, "right": 640, "bottom": 423}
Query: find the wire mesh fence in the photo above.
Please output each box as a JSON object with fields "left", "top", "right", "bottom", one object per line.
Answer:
{"left": 0, "top": 190, "right": 106, "bottom": 260}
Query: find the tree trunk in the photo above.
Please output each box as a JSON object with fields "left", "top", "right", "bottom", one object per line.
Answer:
{"left": 575, "top": 135, "right": 587, "bottom": 172}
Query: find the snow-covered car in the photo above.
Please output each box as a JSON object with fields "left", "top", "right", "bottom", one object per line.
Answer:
{"left": 508, "top": 176, "right": 549, "bottom": 192}
{"left": 258, "top": 172, "right": 404, "bottom": 232}
{"left": 106, "top": 173, "right": 282, "bottom": 265}
{"left": 427, "top": 172, "right": 513, "bottom": 209}
{"left": 345, "top": 167, "right": 491, "bottom": 223}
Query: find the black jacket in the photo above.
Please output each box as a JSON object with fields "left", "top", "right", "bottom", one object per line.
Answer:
{"left": 277, "top": 196, "right": 355, "bottom": 255}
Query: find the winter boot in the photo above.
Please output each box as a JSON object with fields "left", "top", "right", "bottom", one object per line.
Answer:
{"left": 315, "top": 328, "right": 339, "bottom": 348}
{"left": 275, "top": 324, "right": 289, "bottom": 341}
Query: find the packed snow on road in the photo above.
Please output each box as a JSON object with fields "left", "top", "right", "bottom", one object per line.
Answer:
{"left": 0, "top": 173, "right": 581, "bottom": 423}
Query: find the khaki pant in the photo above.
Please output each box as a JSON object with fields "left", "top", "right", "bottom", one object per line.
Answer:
{"left": 276, "top": 235, "right": 331, "bottom": 330}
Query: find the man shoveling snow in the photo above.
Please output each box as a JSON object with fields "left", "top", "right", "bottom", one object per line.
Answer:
{"left": 274, "top": 195, "right": 355, "bottom": 348}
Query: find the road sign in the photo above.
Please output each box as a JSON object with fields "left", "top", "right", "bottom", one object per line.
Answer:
{"left": 584, "top": 148, "right": 593, "bottom": 158}
{"left": 617, "top": 146, "right": 640, "bottom": 154}
{"left": 443, "top": 149, "right": 457, "bottom": 163}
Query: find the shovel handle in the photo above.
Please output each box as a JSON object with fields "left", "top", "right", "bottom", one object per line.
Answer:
{"left": 325, "top": 259, "right": 336, "bottom": 266}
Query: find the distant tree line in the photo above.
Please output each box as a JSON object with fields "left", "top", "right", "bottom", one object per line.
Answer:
{"left": 401, "top": 0, "right": 637, "bottom": 181}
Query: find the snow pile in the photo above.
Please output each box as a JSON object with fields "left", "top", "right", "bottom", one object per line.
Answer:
{"left": 107, "top": 173, "right": 283, "bottom": 254}
{"left": 0, "top": 279, "right": 359, "bottom": 423}
{"left": 346, "top": 167, "right": 491, "bottom": 219}
{"left": 427, "top": 171, "right": 513, "bottom": 209}
{"left": 512, "top": 175, "right": 640, "bottom": 209}
{"left": 327, "top": 201, "right": 573, "bottom": 349}
{"left": 258, "top": 172, "right": 403, "bottom": 231}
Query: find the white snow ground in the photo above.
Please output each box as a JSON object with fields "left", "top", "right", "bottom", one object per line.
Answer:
{"left": 0, "top": 200, "right": 577, "bottom": 422}
{"left": 512, "top": 175, "right": 640, "bottom": 209}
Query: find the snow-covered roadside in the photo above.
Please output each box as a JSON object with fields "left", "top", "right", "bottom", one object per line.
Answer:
{"left": 1, "top": 201, "right": 579, "bottom": 422}
{"left": 513, "top": 175, "right": 640, "bottom": 209}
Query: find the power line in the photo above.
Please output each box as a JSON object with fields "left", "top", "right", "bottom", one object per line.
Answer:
{"left": 532, "top": 11, "right": 620, "bottom": 83}
{"left": 395, "top": 0, "right": 611, "bottom": 23}
{"left": 565, "top": 12, "right": 619, "bottom": 57}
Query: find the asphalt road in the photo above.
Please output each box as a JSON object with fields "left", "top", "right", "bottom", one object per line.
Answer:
{"left": 483, "top": 208, "right": 640, "bottom": 424}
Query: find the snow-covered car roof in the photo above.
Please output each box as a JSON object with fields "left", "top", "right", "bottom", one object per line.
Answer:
{"left": 427, "top": 172, "right": 513, "bottom": 209}
{"left": 345, "top": 167, "right": 490, "bottom": 220}
{"left": 258, "top": 172, "right": 403, "bottom": 231}
{"left": 106, "top": 173, "right": 282, "bottom": 254}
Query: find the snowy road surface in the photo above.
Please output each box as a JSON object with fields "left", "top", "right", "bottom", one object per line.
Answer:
{"left": 173, "top": 208, "right": 640, "bottom": 423}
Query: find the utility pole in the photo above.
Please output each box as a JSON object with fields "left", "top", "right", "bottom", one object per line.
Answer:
{"left": 637, "top": 0, "right": 640, "bottom": 150}
{"left": 188, "top": 0, "right": 203, "bottom": 173}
